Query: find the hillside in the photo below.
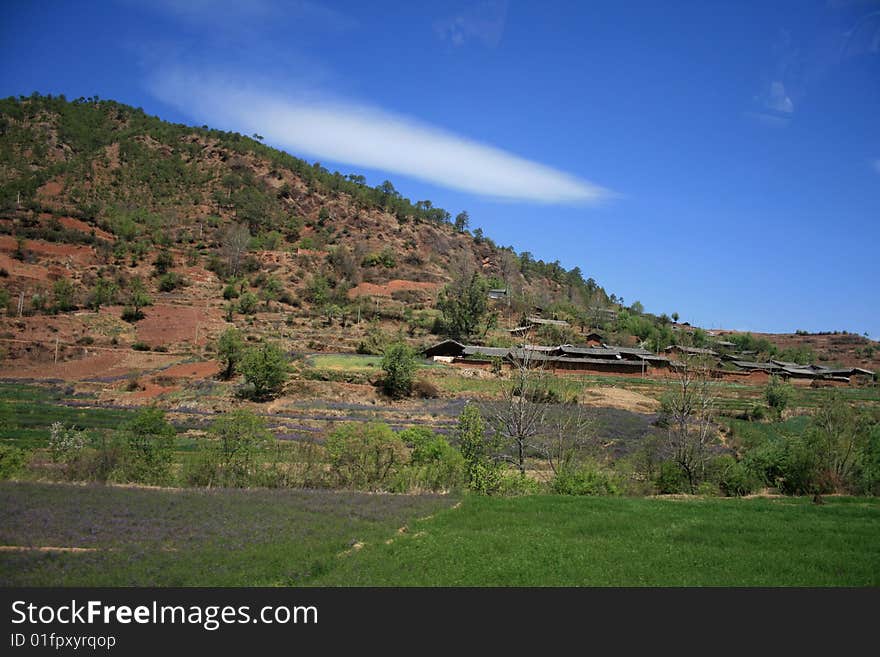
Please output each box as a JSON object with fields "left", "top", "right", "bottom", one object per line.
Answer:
{"left": 0, "top": 94, "right": 621, "bottom": 360}
{"left": 0, "top": 93, "right": 877, "bottom": 382}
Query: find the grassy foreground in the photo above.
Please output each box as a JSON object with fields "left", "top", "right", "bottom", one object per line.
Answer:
{"left": 1, "top": 483, "right": 877, "bottom": 586}
{"left": 314, "top": 495, "right": 880, "bottom": 586}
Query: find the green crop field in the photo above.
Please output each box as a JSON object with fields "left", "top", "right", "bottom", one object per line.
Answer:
{"left": 315, "top": 494, "right": 880, "bottom": 586}
{"left": 1, "top": 483, "right": 876, "bottom": 587}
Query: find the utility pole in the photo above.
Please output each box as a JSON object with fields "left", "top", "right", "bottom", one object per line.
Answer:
{"left": 54, "top": 337, "right": 59, "bottom": 364}
{"left": 17, "top": 291, "right": 24, "bottom": 317}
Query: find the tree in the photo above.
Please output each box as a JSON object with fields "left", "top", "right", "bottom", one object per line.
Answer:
{"left": 537, "top": 402, "right": 596, "bottom": 475}
{"left": 454, "top": 210, "right": 469, "bottom": 233}
{"left": 381, "top": 342, "right": 417, "bottom": 398}
{"left": 153, "top": 249, "right": 174, "bottom": 276}
{"left": 237, "top": 291, "right": 258, "bottom": 314}
{"left": 216, "top": 327, "right": 244, "bottom": 379}
{"left": 436, "top": 270, "right": 492, "bottom": 340}
{"left": 122, "top": 277, "right": 151, "bottom": 321}
{"left": 239, "top": 341, "right": 289, "bottom": 399}
{"left": 486, "top": 350, "right": 551, "bottom": 476}
{"left": 208, "top": 409, "right": 272, "bottom": 486}
{"left": 52, "top": 278, "right": 76, "bottom": 312}
{"left": 764, "top": 375, "right": 792, "bottom": 419}
{"left": 121, "top": 407, "right": 176, "bottom": 484}
{"left": 807, "top": 394, "right": 869, "bottom": 491}
{"left": 86, "top": 277, "right": 116, "bottom": 312}
{"left": 457, "top": 401, "right": 501, "bottom": 494}
{"left": 662, "top": 356, "right": 718, "bottom": 493}
{"left": 221, "top": 222, "right": 250, "bottom": 277}
{"left": 672, "top": 312, "right": 680, "bottom": 323}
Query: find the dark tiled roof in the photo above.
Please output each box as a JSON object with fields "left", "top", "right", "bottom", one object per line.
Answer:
{"left": 461, "top": 346, "right": 510, "bottom": 358}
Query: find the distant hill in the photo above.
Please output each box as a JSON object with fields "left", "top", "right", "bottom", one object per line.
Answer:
{"left": 0, "top": 93, "right": 876, "bottom": 371}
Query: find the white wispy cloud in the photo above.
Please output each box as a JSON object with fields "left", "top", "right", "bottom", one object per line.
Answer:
{"left": 126, "top": 0, "right": 357, "bottom": 36}
{"left": 434, "top": 1, "right": 509, "bottom": 48}
{"left": 149, "top": 70, "right": 612, "bottom": 204}
{"left": 749, "top": 80, "right": 795, "bottom": 126}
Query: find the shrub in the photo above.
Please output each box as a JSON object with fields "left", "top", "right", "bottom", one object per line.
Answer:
{"left": 551, "top": 462, "right": 620, "bottom": 496}
{"left": 153, "top": 250, "right": 174, "bottom": 275}
{"left": 237, "top": 291, "right": 258, "bottom": 314}
{"left": 158, "top": 271, "right": 185, "bottom": 292}
{"left": 765, "top": 376, "right": 793, "bottom": 418}
{"left": 712, "top": 455, "right": 759, "bottom": 497}
{"left": 457, "top": 402, "right": 502, "bottom": 494}
{"left": 86, "top": 277, "right": 117, "bottom": 311}
{"left": 119, "top": 407, "right": 176, "bottom": 485}
{"left": 222, "top": 283, "right": 240, "bottom": 300}
{"left": 655, "top": 460, "right": 689, "bottom": 494}
{"left": 122, "top": 277, "right": 151, "bottom": 321}
{"left": 746, "top": 403, "right": 766, "bottom": 422}
{"left": 52, "top": 277, "right": 76, "bottom": 312}
{"left": 131, "top": 341, "right": 150, "bottom": 351}
{"left": 393, "top": 430, "right": 465, "bottom": 492}
{"left": 48, "top": 421, "right": 87, "bottom": 464}
{"left": 497, "top": 472, "right": 542, "bottom": 496}
{"left": 0, "top": 445, "right": 28, "bottom": 480}
{"left": 206, "top": 409, "right": 273, "bottom": 487}
{"left": 381, "top": 342, "right": 416, "bottom": 398}
{"left": 696, "top": 481, "right": 720, "bottom": 496}
{"left": 326, "top": 422, "right": 409, "bottom": 490}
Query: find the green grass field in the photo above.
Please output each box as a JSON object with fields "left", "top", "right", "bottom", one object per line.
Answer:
{"left": 1, "top": 483, "right": 876, "bottom": 586}
{"left": 315, "top": 495, "right": 880, "bottom": 586}
{"left": 306, "top": 354, "right": 383, "bottom": 371}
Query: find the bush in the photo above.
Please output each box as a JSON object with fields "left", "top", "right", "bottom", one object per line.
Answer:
{"left": 158, "top": 271, "right": 185, "bottom": 292}
{"left": 48, "top": 421, "right": 87, "bottom": 464}
{"left": 393, "top": 433, "right": 465, "bottom": 493}
{"left": 551, "top": 462, "right": 620, "bottom": 496}
{"left": 206, "top": 409, "right": 273, "bottom": 487}
{"left": 412, "top": 379, "right": 440, "bottom": 399}
{"left": 153, "top": 250, "right": 174, "bottom": 275}
{"left": 746, "top": 403, "right": 766, "bottom": 422}
{"left": 655, "top": 461, "right": 689, "bottom": 494}
{"left": 237, "top": 291, "right": 258, "bottom": 314}
{"left": 381, "top": 342, "right": 416, "bottom": 398}
{"left": 712, "top": 455, "right": 759, "bottom": 497}
{"left": 765, "top": 376, "right": 793, "bottom": 418}
{"left": 52, "top": 277, "right": 76, "bottom": 312}
{"left": 0, "top": 445, "right": 28, "bottom": 480}
{"left": 222, "top": 283, "right": 240, "bottom": 300}
{"left": 696, "top": 481, "right": 720, "bottom": 496}
{"left": 131, "top": 341, "right": 150, "bottom": 351}
{"left": 326, "top": 422, "right": 409, "bottom": 490}
{"left": 497, "top": 472, "right": 542, "bottom": 496}
{"left": 119, "top": 407, "right": 176, "bottom": 485}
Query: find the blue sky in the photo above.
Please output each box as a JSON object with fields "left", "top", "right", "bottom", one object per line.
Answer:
{"left": 2, "top": 1, "right": 879, "bottom": 337}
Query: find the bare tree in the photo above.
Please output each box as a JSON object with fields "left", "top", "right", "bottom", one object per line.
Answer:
{"left": 221, "top": 223, "right": 251, "bottom": 278}
{"left": 663, "top": 355, "right": 719, "bottom": 493}
{"left": 537, "top": 402, "right": 597, "bottom": 476}
{"left": 486, "top": 349, "right": 548, "bottom": 475}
